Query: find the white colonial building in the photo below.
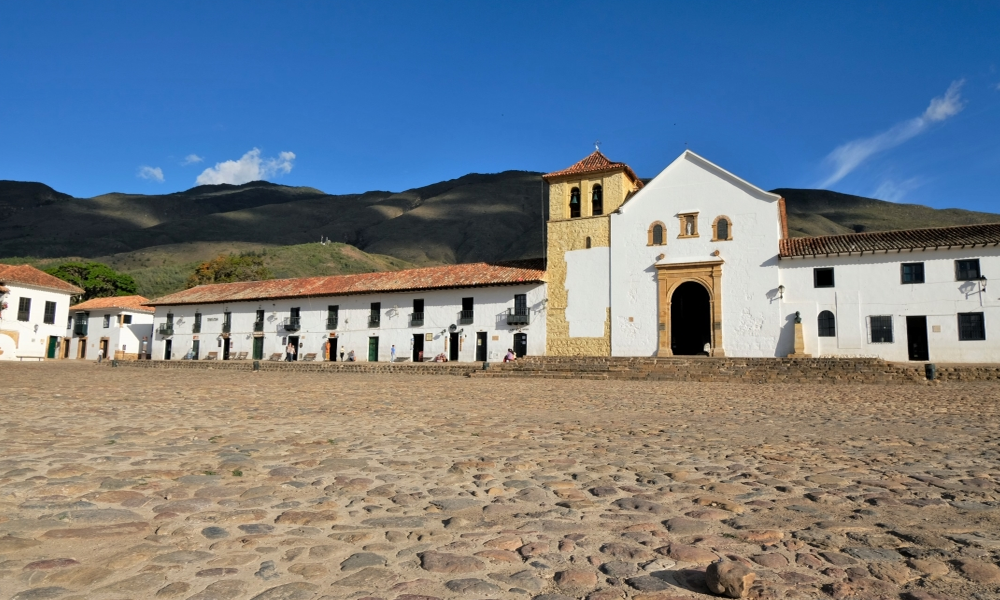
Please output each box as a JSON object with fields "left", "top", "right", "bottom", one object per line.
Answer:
{"left": 65, "top": 296, "right": 155, "bottom": 360}
{"left": 146, "top": 261, "right": 546, "bottom": 363}
{"left": 0, "top": 263, "right": 83, "bottom": 360}
{"left": 543, "top": 149, "right": 998, "bottom": 363}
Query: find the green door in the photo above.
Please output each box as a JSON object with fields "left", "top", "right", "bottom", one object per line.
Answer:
{"left": 191, "top": 340, "right": 200, "bottom": 360}
{"left": 368, "top": 336, "right": 379, "bottom": 362}
{"left": 46, "top": 336, "right": 58, "bottom": 359}
{"left": 252, "top": 337, "right": 264, "bottom": 360}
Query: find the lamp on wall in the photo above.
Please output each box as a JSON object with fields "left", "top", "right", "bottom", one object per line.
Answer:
{"left": 777, "top": 285, "right": 785, "bottom": 300}
{"left": 979, "top": 275, "right": 987, "bottom": 293}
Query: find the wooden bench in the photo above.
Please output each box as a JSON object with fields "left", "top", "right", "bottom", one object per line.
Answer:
{"left": 267, "top": 353, "right": 283, "bottom": 361}
{"left": 205, "top": 351, "right": 219, "bottom": 360}
{"left": 301, "top": 353, "right": 317, "bottom": 362}
{"left": 17, "top": 356, "right": 45, "bottom": 362}
{"left": 235, "top": 351, "right": 249, "bottom": 360}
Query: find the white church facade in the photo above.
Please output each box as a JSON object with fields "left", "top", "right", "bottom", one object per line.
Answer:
{"left": 135, "top": 149, "right": 997, "bottom": 365}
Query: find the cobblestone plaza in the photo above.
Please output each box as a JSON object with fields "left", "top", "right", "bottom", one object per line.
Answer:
{"left": 1, "top": 362, "right": 998, "bottom": 600}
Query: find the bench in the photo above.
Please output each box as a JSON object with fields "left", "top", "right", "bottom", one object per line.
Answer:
{"left": 301, "top": 353, "right": 317, "bottom": 362}
{"left": 17, "top": 356, "right": 45, "bottom": 362}
{"left": 267, "top": 353, "right": 283, "bottom": 362}
{"left": 205, "top": 351, "right": 219, "bottom": 360}
{"left": 235, "top": 351, "right": 249, "bottom": 360}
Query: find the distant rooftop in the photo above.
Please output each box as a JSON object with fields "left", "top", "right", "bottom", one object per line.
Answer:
{"left": 71, "top": 295, "right": 154, "bottom": 313}
{"left": 543, "top": 150, "right": 642, "bottom": 187}
{"left": 0, "top": 264, "right": 83, "bottom": 294}
{"left": 779, "top": 223, "right": 1000, "bottom": 258}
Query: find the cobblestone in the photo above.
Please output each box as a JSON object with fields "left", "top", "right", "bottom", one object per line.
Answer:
{"left": 0, "top": 362, "right": 998, "bottom": 599}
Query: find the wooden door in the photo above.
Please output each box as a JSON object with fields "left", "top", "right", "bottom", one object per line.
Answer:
{"left": 252, "top": 337, "right": 264, "bottom": 360}
{"left": 368, "top": 337, "right": 379, "bottom": 362}
{"left": 513, "top": 333, "right": 527, "bottom": 358}
{"left": 475, "top": 332, "right": 487, "bottom": 361}
{"left": 449, "top": 332, "right": 459, "bottom": 361}
{"left": 412, "top": 333, "right": 424, "bottom": 362}
{"left": 906, "top": 316, "right": 929, "bottom": 361}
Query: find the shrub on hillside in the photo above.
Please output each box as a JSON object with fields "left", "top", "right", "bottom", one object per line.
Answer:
{"left": 186, "top": 253, "right": 273, "bottom": 288}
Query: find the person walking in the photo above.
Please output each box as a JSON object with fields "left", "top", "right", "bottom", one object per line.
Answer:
{"left": 285, "top": 341, "right": 295, "bottom": 362}
{"left": 390, "top": 344, "right": 397, "bottom": 362}
{"left": 340, "top": 346, "right": 345, "bottom": 362}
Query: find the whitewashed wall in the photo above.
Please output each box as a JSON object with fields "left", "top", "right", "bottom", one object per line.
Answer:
{"left": 66, "top": 310, "right": 154, "bottom": 359}
{"left": 610, "top": 151, "right": 784, "bottom": 357}
{"left": 565, "top": 247, "right": 609, "bottom": 337}
{"left": 779, "top": 248, "right": 1000, "bottom": 362}
{"left": 150, "top": 283, "right": 547, "bottom": 363}
{"left": 0, "top": 284, "right": 74, "bottom": 360}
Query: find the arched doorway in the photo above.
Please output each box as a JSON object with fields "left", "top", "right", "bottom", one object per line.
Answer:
{"left": 670, "top": 281, "right": 711, "bottom": 355}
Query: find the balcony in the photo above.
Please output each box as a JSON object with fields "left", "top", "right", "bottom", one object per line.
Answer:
{"left": 506, "top": 308, "right": 530, "bottom": 326}
{"left": 158, "top": 323, "right": 174, "bottom": 336}
{"left": 253, "top": 320, "right": 264, "bottom": 332}
{"left": 73, "top": 323, "right": 89, "bottom": 337}
{"left": 459, "top": 309, "right": 474, "bottom": 325}
{"left": 222, "top": 322, "right": 232, "bottom": 334}
{"left": 368, "top": 313, "right": 380, "bottom": 328}
{"left": 410, "top": 312, "right": 424, "bottom": 327}
{"left": 326, "top": 317, "right": 338, "bottom": 330}
{"left": 283, "top": 316, "right": 301, "bottom": 331}
{"left": 192, "top": 324, "right": 201, "bottom": 334}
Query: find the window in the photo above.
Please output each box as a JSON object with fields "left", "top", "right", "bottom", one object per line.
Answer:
{"left": 591, "top": 184, "right": 603, "bottom": 216}
{"left": 67, "top": 316, "right": 73, "bottom": 329}
{"left": 678, "top": 213, "right": 698, "bottom": 238}
{"left": 193, "top": 312, "right": 202, "bottom": 333}
{"left": 103, "top": 314, "right": 111, "bottom": 328}
{"left": 958, "top": 312, "right": 986, "bottom": 341}
{"left": 569, "top": 187, "right": 581, "bottom": 218}
{"left": 460, "top": 297, "right": 474, "bottom": 324}
{"left": 17, "top": 297, "right": 30, "bottom": 321}
{"left": 869, "top": 316, "right": 894, "bottom": 343}
{"left": 43, "top": 301, "right": 56, "bottom": 325}
{"left": 712, "top": 216, "right": 732, "bottom": 241}
{"left": 814, "top": 267, "right": 835, "bottom": 288}
{"left": 327, "top": 305, "right": 339, "bottom": 329}
{"left": 369, "top": 302, "right": 381, "bottom": 327}
{"left": 123, "top": 315, "right": 133, "bottom": 324}
{"left": 411, "top": 299, "right": 424, "bottom": 326}
{"left": 818, "top": 311, "right": 836, "bottom": 337}
{"left": 901, "top": 263, "right": 925, "bottom": 284}
{"left": 648, "top": 222, "right": 666, "bottom": 246}
{"left": 254, "top": 309, "right": 264, "bottom": 332}
{"left": 956, "top": 259, "right": 981, "bottom": 281}
{"left": 166, "top": 313, "right": 174, "bottom": 326}
{"left": 585, "top": 237, "right": 592, "bottom": 249}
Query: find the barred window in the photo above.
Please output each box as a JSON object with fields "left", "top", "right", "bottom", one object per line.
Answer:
{"left": 955, "top": 259, "right": 981, "bottom": 281}
{"left": 868, "top": 315, "right": 894, "bottom": 343}
{"left": 814, "top": 268, "right": 835, "bottom": 288}
{"left": 818, "top": 310, "right": 836, "bottom": 337}
{"left": 958, "top": 312, "right": 986, "bottom": 341}
{"left": 17, "top": 297, "right": 31, "bottom": 321}
{"left": 653, "top": 224, "right": 663, "bottom": 245}
{"left": 103, "top": 314, "right": 111, "bottom": 328}
{"left": 901, "top": 263, "right": 924, "bottom": 284}
{"left": 123, "top": 315, "right": 132, "bottom": 324}
{"left": 43, "top": 301, "right": 57, "bottom": 324}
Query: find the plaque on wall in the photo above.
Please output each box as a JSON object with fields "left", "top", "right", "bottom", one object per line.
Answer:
{"left": 425, "top": 333, "right": 433, "bottom": 341}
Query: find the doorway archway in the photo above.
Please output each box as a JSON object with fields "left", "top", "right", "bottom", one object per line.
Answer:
{"left": 670, "top": 281, "right": 711, "bottom": 355}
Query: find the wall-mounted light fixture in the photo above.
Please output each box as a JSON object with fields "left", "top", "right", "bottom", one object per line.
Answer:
{"left": 979, "top": 275, "right": 988, "bottom": 293}
{"left": 777, "top": 285, "right": 785, "bottom": 300}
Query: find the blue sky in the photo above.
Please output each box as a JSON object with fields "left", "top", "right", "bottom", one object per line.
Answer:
{"left": 1, "top": 2, "right": 998, "bottom": 213}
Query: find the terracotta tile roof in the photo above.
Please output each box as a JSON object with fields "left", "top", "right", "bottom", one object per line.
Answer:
{"left": 148, "top": 260, "right": 547, "bottom": 306}
{"left": 779, "top": 223, "right": 1000, "bottom": 258}
{"left": 0, "top": 263, "right": 84, "bottom": 294}
{"left": 71, "top": 295, "right": 155, "bottom": 313}
{"left": 543, "top": 150, "right": 643, "bottom": 187}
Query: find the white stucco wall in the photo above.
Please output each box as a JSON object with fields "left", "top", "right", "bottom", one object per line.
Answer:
{"left": 66, "top": 309, "right": 154, "bottom": 359}
{"left": 779, "top": 248, "right": 1000, "bottom": 363}
{"left": 565, "top": 247, "right": 609, "bottom": 337}
{"left": 0, "top": 283, "right": 75, "bottom": 360}
{"left": 150, "top": 283, "right": 547, "bottom": 363}
{"left": 610, "top": 151, "right": 784, "bottom": 357}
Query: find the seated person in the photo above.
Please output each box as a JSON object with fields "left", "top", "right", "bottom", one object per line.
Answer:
{"left": 347, "top": 350, "right": 356, "bottom": 362}
{"left": 503, "top": 348, "right": 516, "bottom": 362}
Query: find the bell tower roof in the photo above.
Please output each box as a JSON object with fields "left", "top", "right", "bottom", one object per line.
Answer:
{"left": 542, "top": 150, "right": 642, "bottom": 187}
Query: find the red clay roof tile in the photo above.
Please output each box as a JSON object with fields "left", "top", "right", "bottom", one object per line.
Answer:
{"left": 543, "top": 150, "right": 642, "bottom": 187}
{"left": 71, "top": 295, "right": 154, "bottom": 313}
{"left": 779, "top": 223, "right": 1000, "bottom": 258}
{"left": 148, "top": 260, "right": 546, "bottom": 306}
{"left": 0, "top": 264, "right": 84, "bottom": 294}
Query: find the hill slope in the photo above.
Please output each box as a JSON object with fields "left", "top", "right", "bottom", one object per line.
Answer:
{"left": 1, "top": 176, "right": 998, "bottom": 297}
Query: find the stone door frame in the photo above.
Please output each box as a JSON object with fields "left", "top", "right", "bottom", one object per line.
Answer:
{"left": 656, "top": 259, "right": 724, "bottom": 357}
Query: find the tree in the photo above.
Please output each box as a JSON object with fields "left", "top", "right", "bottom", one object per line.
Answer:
{"left": 186, "top": 253, "right": 273, "bottom": 288}
{"left": 46, "top": 262, "right": 139, "bottom": 301}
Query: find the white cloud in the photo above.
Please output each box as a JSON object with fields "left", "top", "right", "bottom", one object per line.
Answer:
{"left": 818, "top": 80, "right": 965, "bottom": 188}
{"left": 137, "top": 166, "right": 165, "bottom": 183}
{"left": 195, "top": 148, "right": 296, "bottom": 185}
{"left": 871, "top": 177, "right": 922, "bottom": 203}
{"left": 181, "top": 154, "right": 204, "bottom": 165}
